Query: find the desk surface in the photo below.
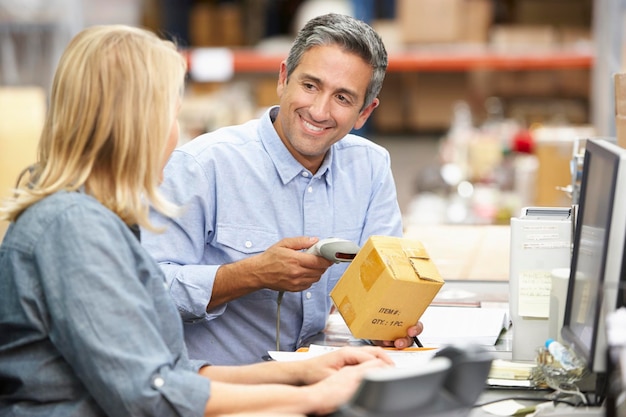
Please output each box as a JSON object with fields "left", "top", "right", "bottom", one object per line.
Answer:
{"left": 469, "top": 388, "right": 604, "bottom": 416}
{"left": 312, "top": 279, "right": 609, "bottom": 416}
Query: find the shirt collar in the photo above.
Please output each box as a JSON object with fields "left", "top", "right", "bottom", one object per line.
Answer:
{"left": 76, "top": 186, "right": 142, "bottom": 241}
{"left": 128, "top": 224, "right": 141, "bottom": 241}
{"left": 260, "top": 106, "right": 333, "bottom": 186}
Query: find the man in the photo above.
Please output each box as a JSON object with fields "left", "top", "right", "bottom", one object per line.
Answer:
{"left": 143, "top": 13, "right": 423, "bottom": 365}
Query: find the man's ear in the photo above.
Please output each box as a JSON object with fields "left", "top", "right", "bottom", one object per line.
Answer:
{"left": 276, "top": 61, "right": 288, "bottom": 98}
{"left": 353, "top": 98, "right": 379, "bottom": 130}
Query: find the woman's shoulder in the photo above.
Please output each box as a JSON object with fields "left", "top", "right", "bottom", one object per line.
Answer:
{"left": 8, "top": 191, "right": 125, "bottom": 250}
{"left": 32, "top": 191, "right": 114, "bottom": 223}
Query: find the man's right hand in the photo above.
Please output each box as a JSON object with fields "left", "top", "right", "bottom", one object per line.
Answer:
{"left": 253, "top": 236, "right": 334, "bottom": 292}
{"left": 207, "top": 237, "right": 333, "bottom": 309}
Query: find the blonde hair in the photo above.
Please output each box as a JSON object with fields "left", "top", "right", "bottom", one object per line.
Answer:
{"left": 0, "top": 25, "right": 187, "bottom": 231}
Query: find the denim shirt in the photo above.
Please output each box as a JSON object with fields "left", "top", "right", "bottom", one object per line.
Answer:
{"left": 0, "top": 191, "right": 210, "bottom": 417}
{"left": 142, "top": 106, "right": 403, "bottom": 365}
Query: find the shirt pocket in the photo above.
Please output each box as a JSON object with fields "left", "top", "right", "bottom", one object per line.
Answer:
{"left": 215, "top": 224, "right": 279, "bottom": 255}
{"left": 215, "top": 225, "right": 280, "bottom": 301}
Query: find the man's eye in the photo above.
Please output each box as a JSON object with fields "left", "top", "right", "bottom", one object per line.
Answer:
{"left": 337, "top": 95, "right": 350, "bottom": 104}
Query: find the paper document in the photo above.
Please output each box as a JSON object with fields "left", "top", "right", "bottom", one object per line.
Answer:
{"left": 268, "top": 344, "right": 438, "bottom": 368}
{"left": 487, "top": 359, "right": 536, "bottom": 387}
{"left": 488, "top": 359, "right": 535, "bottom": 380}
{"left": 518, "top": 270, "right": 552, "bottom": 317}
{"left": 418, "top": 306, "right": 509, "bottom": 346}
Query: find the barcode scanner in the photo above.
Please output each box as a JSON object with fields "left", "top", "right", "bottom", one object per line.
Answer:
{"left": 305, "top": 238, "right": 360, "bottom": 263}
{"left": 275, "top": 238, "right": 360, "bottom": 351}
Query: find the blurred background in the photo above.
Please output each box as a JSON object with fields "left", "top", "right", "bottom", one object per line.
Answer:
{"left": 1, "top": 0, "right": 624, "bottom": 237}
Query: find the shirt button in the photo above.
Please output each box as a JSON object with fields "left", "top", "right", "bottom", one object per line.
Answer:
{"left": 307, "top": 186, "right": 313, "bottom": 193}
{"left": 245, "top": 241, "right": 252, "bottom": 248}
{"left": 306, "top": 291, "right": 312, "bottom": 299}
{"left": 153, "top": 376, "right": 165, "bottom": 388}
{"left": 301, "top": 171, "right": 309, "bottom": 177}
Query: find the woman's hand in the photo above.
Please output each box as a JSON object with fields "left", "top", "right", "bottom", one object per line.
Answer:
{"left": 296, "top": 345, "right": 393, "bottom": 385}
{"left": 303, "top": 357, "right": 391, "bottom": 415}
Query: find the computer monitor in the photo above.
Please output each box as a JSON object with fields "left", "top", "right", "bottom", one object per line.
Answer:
{"left": 561, "top": 138, "right": 626, "bottom": 375}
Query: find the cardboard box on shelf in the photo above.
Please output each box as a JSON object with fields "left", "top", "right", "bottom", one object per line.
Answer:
{"left": 532, "top": 126, "right": 595, "bottom": 207}
{"left": 515, "top": 0, "right": 592, "bottom": 27}
{"left": 505, "top": 98, "right": 589, "bottom": 126}
{"left": 372, "top": 73, "right": 406, "bottom": 133}
{"left": 616, "top": 115, "right": 626, "bottom": 149}
{"left": 397, "top": 0, "right": 462, "bottom": 43}
{"left": 405, "top": 72, "right": 469, "bottom": 132}
{"left": 371, "top": 19, "right": 403, "bottom": 54}
{"left": 397, "top": 0, "right": 492, "bottom": 45}
{"left": 534, "top": 140, "right": 572, "bottom": 207}
{"left": 189, "top": 2, "right": 244, "bottom": 47}
{"left": 559, "top": 27, "right": 592, "bottom": 47}
{"left": 491, "top": 70, "right": 558, "bottom": 97}
{"left": 490, "top": 25, "right": 558, "bottom": 52}
{"left": 254, "top": 76, "right": 279, "bottom": 109}
{"left": 557, "top": 68, "right": 590, "bottom": 98}
{"left": 330, "top": 236, "right": 444, "bottom": 341}
{"left": 189, "top": 3, "right": 214, "bottom": 46}
{"left": 614, "top": 73, "right": 626, "bottom": 116}
{"left": 461, "top": 0, "right": 493, "bottom": 44}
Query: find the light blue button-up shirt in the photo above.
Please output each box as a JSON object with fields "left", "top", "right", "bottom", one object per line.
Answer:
{"left": 143, "top": 106, "right": 403, "bottom": 365}
{"left": 0, "top": 191, "right": 210, "bottom": 417}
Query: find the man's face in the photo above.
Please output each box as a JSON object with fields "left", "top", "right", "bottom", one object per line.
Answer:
{"left": 274, "top": 44, "right": 379, "bottom": 173}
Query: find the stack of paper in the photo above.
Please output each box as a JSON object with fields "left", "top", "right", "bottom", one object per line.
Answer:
{"left": 487, "top": 359, "right": 536, "bottom": 387}
{"left": 418, "top": 306, "right": 510, "bottom": 347}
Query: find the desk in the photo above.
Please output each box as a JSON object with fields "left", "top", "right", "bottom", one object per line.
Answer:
{"left": 470, "top": 388, "right": 604, "bottom": 417}
{"left": 308, "top": 280, "right": 512, "bottom": 357}
{"left": 309, "top": 279, "right": 607, "bottom": 416}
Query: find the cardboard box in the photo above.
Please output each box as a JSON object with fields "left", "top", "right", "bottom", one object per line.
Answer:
{"left": 515, "top": 0, "right": 592, "bottom": 27}
{"left": 460, "top": 0, "right": 493, "bottom": 44}
{"left": 616, "top": 115, "right": 626, "bottom": 149}
{"left": 397, "top": 0, "right": 462, "bottom": 43}
{"left": 255, "top": 76, "right": 278, "bottom": 108}
{"left": 189, "top": 2, "right": 244, "bottom": 47}
{"left": 532, "top": 126, "right": 595, "bottom": 207}
{"left": 405, "top": 72, "right": 469, "bottom": 131}
{"left": 612, "top": 73, "right": 624, "bottom": 147}
{"left": 330, "top": 236, "right": 444, "bottom": 341}
{"left": 489, "top": 25, "right": 557, "bottom": 53}
{"left": 397, "top": 0, "right": 492, "bottom": 45}
{"left": 557, "top": 68, "right": 590, "bottom": 98}
{"left": 372, "top": 73, "right": 406, "bottom": 133}
{"left": 614, "top": 73, "right": 626, "bottom": 117}
{"left": 491, "top": 70, "right": 558, "bottom": 97}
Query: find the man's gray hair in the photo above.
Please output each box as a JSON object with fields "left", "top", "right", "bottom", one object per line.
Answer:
{"left": 285, "top": 13, "right": 388, "bottom": 111}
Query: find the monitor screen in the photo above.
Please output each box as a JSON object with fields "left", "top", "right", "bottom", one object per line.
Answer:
{"left": 561, "top": 139, "right": 626, "bottom": 374}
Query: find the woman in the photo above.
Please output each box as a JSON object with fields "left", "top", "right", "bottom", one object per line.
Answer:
{"left": 0, "top": 25, "right": 392, "bottom": 417}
